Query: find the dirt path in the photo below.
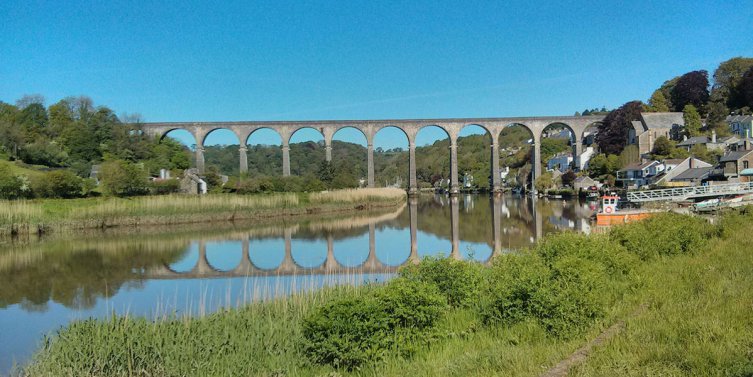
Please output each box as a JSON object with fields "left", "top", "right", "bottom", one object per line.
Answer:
{"left": 541, "top": 305, "right": 647, "bottom": 377}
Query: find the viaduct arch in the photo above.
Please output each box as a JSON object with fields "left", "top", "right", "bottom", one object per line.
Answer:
{"left": 143, "top": 115, "right": 605, "bottom": 194}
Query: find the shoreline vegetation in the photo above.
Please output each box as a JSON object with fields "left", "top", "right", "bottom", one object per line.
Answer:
{"left": 19, "top": 208, "right": 753, "bottom": 376}
{"left": 0, "top": 188, "right": 406, "bottom": 238}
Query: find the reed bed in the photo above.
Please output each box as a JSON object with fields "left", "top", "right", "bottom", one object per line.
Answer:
{"left": 0, "top": 188, "right": 405, "bottom": 237}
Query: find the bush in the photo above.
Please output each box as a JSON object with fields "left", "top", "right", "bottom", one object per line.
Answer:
{"left": 480, "top": 244, "right": 611, "bottom": 338}
{"left": 150, "top": 179, "right": 181, "bottom": 195}
{"left": 609, "top": 213, "right": 711, "bottom": 260}
{"left": 400, "top": 256, "right": 484, "bottom": 308}
{"left": 99, "top": 160, "right": 150, "bottom": 197}
{"left": 535, "top": 232, "right": 638, "bottom": 277}
{"left": 32, "top": 170, "right": 86, "bottom": 198}
{"left": 302, "top": 278, "right": 446, "bottom": 370}
{"left": 0, "top": 165, "right": 28, "bottom": 199}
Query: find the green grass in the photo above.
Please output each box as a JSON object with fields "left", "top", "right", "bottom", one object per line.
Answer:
{"left": 20, "top": 210, "right": 753, "bottom": 376}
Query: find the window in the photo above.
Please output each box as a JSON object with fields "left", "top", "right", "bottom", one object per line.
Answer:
{"left": 745, "top": 161, "right": 749, "bottom": 169}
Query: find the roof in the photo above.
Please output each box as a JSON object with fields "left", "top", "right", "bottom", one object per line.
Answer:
{"left": 619, "top": 160, "right": 659, "bottom": 172}
{"left": 677, "top": 136, "right": 709, "bottom": 147}
{"left": 671, "top": 167, "right": 713, "bottom": 181}
{"left": 719, "top": 150, "right": 753, "bottom": 163}
{"left": 640, "top": 112, "right": 684, "bottom": 129}
{"left": 631, "top": 120, "right": 645, "bottom": 133}
{"left": 726, "top": 115, "right": 753, "bottom": 123}
{"left": 573, "top": 175, "right": 596, "bottom": 183}
{"left": 663, "top": 158, "right": 686, "bottom": 165}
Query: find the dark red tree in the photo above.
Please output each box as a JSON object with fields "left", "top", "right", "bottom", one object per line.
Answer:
{"left": 670, "top": 70, "right": 710, "bottom": 113}
{"left": 596, "top": 101, "right": 644, "bottom": 155}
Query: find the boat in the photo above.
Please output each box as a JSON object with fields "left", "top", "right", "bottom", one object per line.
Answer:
{"left": 595, "top": 194, "right": 656, "bottom": 226}
{"left": 692, "top": 194, "right": 753, "bottom": 213}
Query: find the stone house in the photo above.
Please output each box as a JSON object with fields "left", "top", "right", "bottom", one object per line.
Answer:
{"left": 627, "top": 112, "right": 684, "bottom": 155}
{"left": 709, "top": 148, "right": 753, "bottom": 183}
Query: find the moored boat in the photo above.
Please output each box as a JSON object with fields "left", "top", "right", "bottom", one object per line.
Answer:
{"left": 595, "top": 194, "right": 656, "bottom": 226}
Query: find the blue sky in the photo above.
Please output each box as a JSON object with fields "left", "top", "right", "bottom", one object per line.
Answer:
{"left": 1, "top": 0, "right": 751, "bottom": 148}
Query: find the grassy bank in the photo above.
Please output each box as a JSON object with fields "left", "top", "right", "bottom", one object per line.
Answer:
{"left": 21, "top": 209, "right": 753, "bottom": 376}
{"left": 0, "top": 188, "right": 406, "bottom": 237}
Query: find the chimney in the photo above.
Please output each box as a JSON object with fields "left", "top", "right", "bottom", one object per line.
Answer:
{"left": 712, "top": 130, "right": 717, "bottom": 143}
{"left": 689, "top": 157, "right": 694, "bottom": 169}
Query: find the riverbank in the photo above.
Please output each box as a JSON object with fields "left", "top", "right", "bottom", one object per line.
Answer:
{"left": 20, "top": 208, "right": 753, "bottom": 376}
{"left": 0, "top": 188, "right": 406, "bottom": 238}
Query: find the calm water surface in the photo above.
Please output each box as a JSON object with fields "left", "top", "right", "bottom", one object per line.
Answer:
{"left": 0, "top": 194, "right": 597, "bottom": 373}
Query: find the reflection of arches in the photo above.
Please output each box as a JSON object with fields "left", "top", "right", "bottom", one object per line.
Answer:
{"left": 205, "top": 241, "right": 242, "bottom": 272}
{"left": 290, "top": 238, "right": 327, "bottom": 268}
{"left": 248, "top": 238, "right": 286, "bottom": 270}
{"left": 166, "top": 242, "right": 199, "bottom": 273}
{"left": 333, "top": 235, "right": 369, "bottom": 267}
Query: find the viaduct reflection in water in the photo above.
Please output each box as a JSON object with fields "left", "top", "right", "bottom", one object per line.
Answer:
{"left": 148, "top": 195, "right": 596, "bottom": 280}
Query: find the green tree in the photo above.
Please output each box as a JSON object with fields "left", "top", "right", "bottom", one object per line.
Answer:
{"left": 651, "top": 136, "right": 674, "bottom": 157}
{"left": 647, "top": 90, "right": 670, "bottom": 112}
{"left": 32, "top": 170, "right": 85, "bottom": 198}
{"left": 98, "top": 160, "right": 150, "bottom": 197}
{"left": 683, "top": 104, "right": 702, "bottom": 137}
{"left": 534, "top": 172, "right": 554, "bottom": 193}
{"left": 712, "top": 57, "right": 753, "bottom": 109}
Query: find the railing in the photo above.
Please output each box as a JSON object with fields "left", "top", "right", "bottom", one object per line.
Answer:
{"left": 626, "top": 181, "right": 753, "bottom": 202}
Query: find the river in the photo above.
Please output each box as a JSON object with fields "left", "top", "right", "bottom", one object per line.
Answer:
{"left": 0, "top": 194, "right": 597, "bottom": 373}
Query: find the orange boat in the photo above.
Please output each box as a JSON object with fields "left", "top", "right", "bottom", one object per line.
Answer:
{"left": 595, "top": 194, "right": 655, "bottom": 226}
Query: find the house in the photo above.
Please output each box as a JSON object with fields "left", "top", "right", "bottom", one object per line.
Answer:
{"left": 727, "top": 115, "right": 753, "bottom": 138}
{"left": 547, "top": 152, "right": 573, "bottom": 173}
{"left": 653, "top": 157, "right": 712, "bottom": 186}
{"left": 180, "top": 168, "right": 207, "bottom": 194}
{"left": 676, "top": 131, "right": 734, "bottom": 152}
{"left": 573, "top": 175, "right": 598, "bottom": 192}
{"left": 627, "top": 112, "right": 684, "bottom": 155}
{"left": 577, "top": 146, "right": 595, "bottom": 171}
{"left": 617, "top": 160, "right": 665, "bottom": 188}
{"left": 709, "top": 148, "right": 753, "bottom": 183}
{"left": 670, "top": 167, "right": 714, "bottom": 186}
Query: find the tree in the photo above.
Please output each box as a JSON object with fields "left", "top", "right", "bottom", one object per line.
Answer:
{"left": 683, "top": 104, "right": 702, "bottom": 137}
{"left": 651, "top": 136, "right": 674, "bottom": 157}
{"left": 712, "top": 57, "right": 753, "bottom": 109}
{"left": 561, "top": 170, "right": 577, "bottom": 187}
{"left": 647, "top": 90, "right": 670, "bottom": 112}
{"left": 596, "top": 101, "right": 643, "bottom": 155}
{"left": 670, "top": 70, "right": 710, "bottom": 113}
{"left": 740, "top": 66, "right": 753, "bottom": 110}
{"left": 98, "top": 160, "right": 149, "bottom": 197}
{"left": 534, "top": 172, "right": 553, "bottom": 193}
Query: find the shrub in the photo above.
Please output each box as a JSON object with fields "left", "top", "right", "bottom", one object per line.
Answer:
{"left": 609, "top": 212, "right": 711, "bottom": 260}
{"left": 535, "top": 232, "right": 638, "bottom": 277}
{"left": 302, "top": 278, "right": 446, "bottom": 370}
{"left": 31, "top": 170, "right": 85, "bottom": 198}
{"left": 0, "top": 165, "right": 27, "bottom": 199}
{"left": 480, "top": 247, "right": 610, "bottom": 338}
{"left": 400, "top": 256, "right": 484, "bottom": 308}
{"left": 98, "top": 160, "right": 150, "bottom": 197}
{"left": 150, "top": 179, "right": 181, "bottom": 195}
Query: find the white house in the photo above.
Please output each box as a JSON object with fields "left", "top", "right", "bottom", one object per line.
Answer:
{"left": 578, "top": 146, "right": 595, "bottom": 171}
{"left": 617, "top": 160, "right": 666, "bottom": 188}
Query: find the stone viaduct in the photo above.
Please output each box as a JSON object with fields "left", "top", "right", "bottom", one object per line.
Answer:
{"left": 141, "top": 115, "right": 604, "bottom": 194}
